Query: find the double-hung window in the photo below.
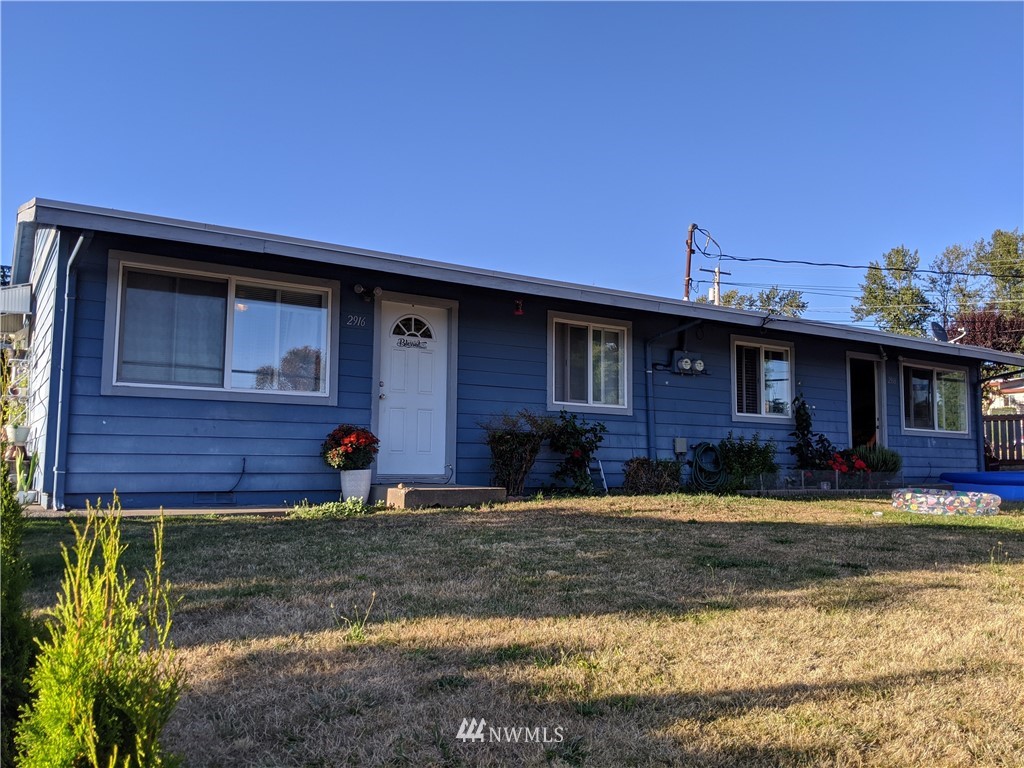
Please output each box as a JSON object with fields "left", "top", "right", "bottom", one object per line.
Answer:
{"left": 901, "top": 363, "right": 968, "bottom": 433}
{"left": 733, "top": 338, "right": 793, "bottom": 418}
{"left": 549, "top": 313, "right": 630, "bottom": 413}
{"left": 113, "top": 259, "right": 331, "bottom": 398}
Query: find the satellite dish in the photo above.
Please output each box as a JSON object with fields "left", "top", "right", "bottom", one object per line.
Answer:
{"left": 930, "top": 322, "right": 949, "bottom": 342}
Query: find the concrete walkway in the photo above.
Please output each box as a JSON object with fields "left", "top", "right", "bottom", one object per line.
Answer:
{"left": 24, "top": 505, "right": 289, "bottom": 519}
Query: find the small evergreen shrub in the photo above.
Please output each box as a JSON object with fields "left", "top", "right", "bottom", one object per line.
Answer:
{"left": 549, "top": 411, "right": 607, "bottom": 495}
{"left": 290, "top": 498, "right": 381, "bottom": 519}
{"left": 481, "top": 411, "right": 556, "bottom": 496}
{"left": 852, "top": 444, "right": 903, "bottom": 474}
{"left": 1, "top": 467, "right": 37, "bottom": 768}
{"left": 16, "top": 498, "right": 183, "bottom": 768}
{"left": 622, "top": 458, "right": 682, "bottom": 495}
{"left": 718, "top": 432, "right": 778, "bottom": 491}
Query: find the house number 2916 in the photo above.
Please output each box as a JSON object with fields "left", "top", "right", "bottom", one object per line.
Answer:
{"left": 347, "top": 314, "right": 368, "bottom": 327}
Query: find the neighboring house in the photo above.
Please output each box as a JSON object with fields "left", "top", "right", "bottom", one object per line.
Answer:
{"left": 987, "top": 378, "right": 1024, "bottom": 415}
{"left": 2, "top": 199, "right": 1023, "bottom": 509}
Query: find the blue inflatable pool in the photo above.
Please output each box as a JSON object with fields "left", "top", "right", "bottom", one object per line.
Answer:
{"left": 938, "top": 472, "right": 1024, "bottom": 502}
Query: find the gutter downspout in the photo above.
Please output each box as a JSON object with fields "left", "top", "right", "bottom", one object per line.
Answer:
{"left": 52, "top": 231, "right": 92, "bottom": 510}
{"left": 644, "top": 319, "right": 702, "bottom": 459}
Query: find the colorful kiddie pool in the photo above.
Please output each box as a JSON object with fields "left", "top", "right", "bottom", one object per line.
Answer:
{"left": 891, "top": 488, "right": 1001, "bottom": 516}
{"left": 939, "top": 471, "right": 1024, "bottom": 503}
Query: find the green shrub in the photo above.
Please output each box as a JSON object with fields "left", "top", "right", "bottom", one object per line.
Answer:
{"left": 852, "top": 444, "right": 903, "bottom": 473}
{"left": 788, "top": 394, "right": 837, "bottom": 470}
{"left": 481, "top": 410, "right": 556, "bottom": 496}
{"left": 718, "top": 432, "right": 778, "bottom": 491}
{"left": 622, "top": 458, "right": 682, "bottom": 495}
{"left": 16, "top": 499, "right": 183, "bottom": 768}
{"left": 290, "top": 498, "right": 381, "bottom": 519}
{"left": 1, "top": 467, "right": 37, "bottom": 768}
{"left": 549, "top": 411, "right": 607, "bottom": 495}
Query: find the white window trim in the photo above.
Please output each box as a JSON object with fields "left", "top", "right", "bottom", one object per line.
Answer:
{"left": 730, "top": 335, "right": 795, "bottom": 422}
{"left": 547, "top": 311, "right": 632, "bottom": 416}
{"left": 899, "top": 359, "right": 971, "bottom": 436}
{"left": 102, "top": 251, "right": 340, "bottom": 405}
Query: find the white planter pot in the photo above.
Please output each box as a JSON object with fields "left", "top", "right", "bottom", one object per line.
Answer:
{"left": 5, "top": 425, "right": 29, "bottom": 444}
{"left": 16, "top": 490, "right": 38, "bottom": 505}
{"left": 339, "top": 469, "right": 373, "bottom": 504}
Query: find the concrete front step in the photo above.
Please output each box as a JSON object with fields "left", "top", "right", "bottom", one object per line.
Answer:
{"left": 371, "top": 484, "right": 506, "bottom": 509}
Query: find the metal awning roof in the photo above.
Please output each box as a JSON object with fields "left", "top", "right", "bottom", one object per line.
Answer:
{"left": 0, "top": 283, "right": 32, "bottom": 334}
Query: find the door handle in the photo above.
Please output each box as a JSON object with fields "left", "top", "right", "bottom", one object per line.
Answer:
{"left": 379, "top": 393, "right": 387, "bottom": 400}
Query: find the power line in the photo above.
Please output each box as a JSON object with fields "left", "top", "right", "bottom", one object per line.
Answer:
{"left": 690, "top": 228, "right": 1023, "bottom": 280}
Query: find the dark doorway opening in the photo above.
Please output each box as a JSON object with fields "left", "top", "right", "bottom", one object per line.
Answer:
{"left": 849, "top": 358, "right": 879, "bottom": 447}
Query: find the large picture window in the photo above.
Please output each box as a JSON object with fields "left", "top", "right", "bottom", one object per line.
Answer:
{"left": 733, "top": 340, "right": 793, "bottom": 418}
{"left": 115, "top": 264, "right": 330, "bottom": 396}
{"left": 549, "top": 314, "right": 630, "bottom": 412}
{"left": 902, "top": 364, "right": 968, "bottom": 433}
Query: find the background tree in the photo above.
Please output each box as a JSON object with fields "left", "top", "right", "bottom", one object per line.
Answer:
{"left": 972, "top": 229, "right": 1024, "bottom": 313}
{"left": 926, "top": 244, "right": 983, "bottom": 329}
{"left": 955, "top": 310, "right": 1024, "bottom": 354}
{"left": 950, "top": 229, "right": 1024, "bottom": 356}
{"left": 698, "top": 285, "right": 808, "bottom": 317}
{"left": 852, "top": 246, "right": 932, "bottom": 336}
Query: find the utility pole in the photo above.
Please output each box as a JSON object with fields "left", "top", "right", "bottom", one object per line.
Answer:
{"left": 699, "top": 265, "right": 731, "bottom": 305}
{"left": 683, "top": 223, "right": 696, "bottom": 301}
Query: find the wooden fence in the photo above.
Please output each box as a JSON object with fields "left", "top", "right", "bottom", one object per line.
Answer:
{"left": 984, "top": 414, "right": 1024, "bottom": 464}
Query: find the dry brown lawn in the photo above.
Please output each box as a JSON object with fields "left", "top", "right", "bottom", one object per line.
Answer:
{"left": 22, "top": 495, "right": 1024, "bottom": 767}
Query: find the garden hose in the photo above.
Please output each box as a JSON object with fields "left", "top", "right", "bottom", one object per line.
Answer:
{"left": 689, "top": 441, "right": 726, "bottom": 492}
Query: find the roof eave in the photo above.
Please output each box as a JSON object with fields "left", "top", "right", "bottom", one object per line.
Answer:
{"left": 17, "top": 198, "right": 1024, "bottom": 369}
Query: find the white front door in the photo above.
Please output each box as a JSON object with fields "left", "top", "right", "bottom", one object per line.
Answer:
{"left": 377, "top": 300, "right": 449, "bottom": 477}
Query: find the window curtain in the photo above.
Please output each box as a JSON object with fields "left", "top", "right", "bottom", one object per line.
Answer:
{"left": 118, "top": 270, "right": 226, "bottom": 386}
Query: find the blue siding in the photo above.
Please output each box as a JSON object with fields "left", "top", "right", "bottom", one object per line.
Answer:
{"left": 62, "top": 238, "right": 376, "bottom": 508}
{"left": 57, "top": 233, "right": 983, "bottom": 507}
{"left": 882, "top": 359, "right": 979, "bottom": 483}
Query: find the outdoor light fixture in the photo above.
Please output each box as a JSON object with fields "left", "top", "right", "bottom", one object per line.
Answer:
{"left": 513, "top": 299, "right": 524, "bottom": 316}
{"left": 672, "top": 350, "right": 707, "bottom": 376}
{"left": 354, "top": 284, "right": 383, "bottom": 303}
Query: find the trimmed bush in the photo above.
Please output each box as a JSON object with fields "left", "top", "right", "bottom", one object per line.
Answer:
{"left": 482, "top": 411, "right": 556, "bottom": 496}
{"left": 16, "top": 500, "right": 183, "bottom": 768}
{"left": 718, "top": 432, "right": 778, "bottom": 491}
{"left": 622, "top": 458, "right": 682, "bottom": 495}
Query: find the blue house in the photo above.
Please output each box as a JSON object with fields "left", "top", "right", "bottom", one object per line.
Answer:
{"left": 3, "top": 199, "right": 1022, "bottom": 509}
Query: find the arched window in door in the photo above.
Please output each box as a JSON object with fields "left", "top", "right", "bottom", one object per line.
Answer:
{"left": 391, "top": 315, "right": 433, "bottom": 339}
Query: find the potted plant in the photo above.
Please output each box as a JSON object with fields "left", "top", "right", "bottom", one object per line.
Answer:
{"left": 3, "top": 398, "right": 28, "bottom": 445}
{"left": 15, "top": 450, "right": 38, "bottom": 504}
{"left": 322, "top": 424, "right": 380, "bottom": 503}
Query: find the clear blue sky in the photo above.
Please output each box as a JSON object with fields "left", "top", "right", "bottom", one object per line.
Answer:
{"left": 2, "top": 2, "right": 1022, "bottom": 325}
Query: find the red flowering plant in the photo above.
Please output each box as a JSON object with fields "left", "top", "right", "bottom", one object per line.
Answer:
{"left": 827, "top": 450, "right": 870, "bottom": 474}
{"left": 322, "top": 425, "right": 380, "bottom": 471}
